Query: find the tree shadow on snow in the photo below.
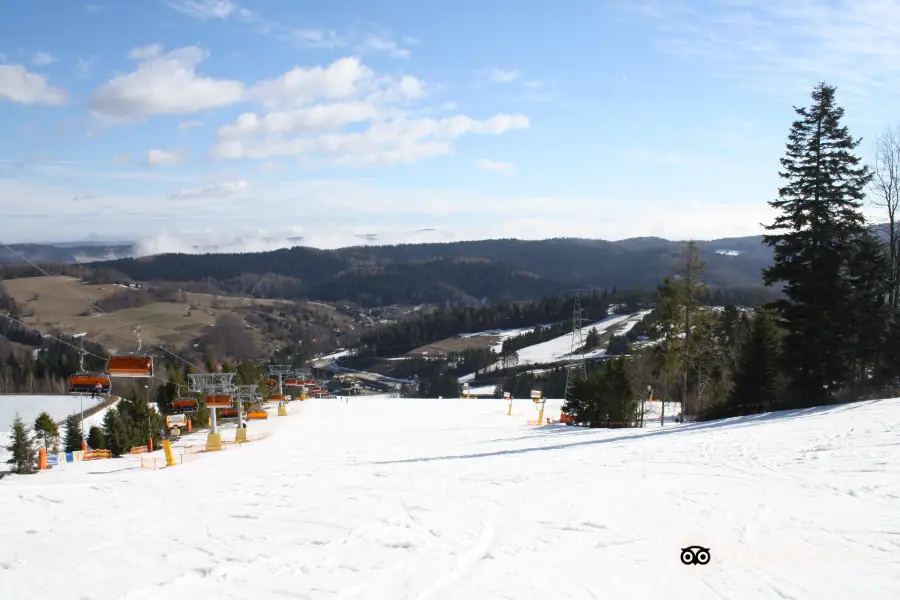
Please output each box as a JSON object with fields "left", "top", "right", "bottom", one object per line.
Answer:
{"left": 372, "top": 399, "right": 887, "bottom": 465}
{"left": 87, "top": 466, "right": 141, "bottom": 475}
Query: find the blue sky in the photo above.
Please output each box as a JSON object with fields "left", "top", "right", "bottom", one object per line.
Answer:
{"left": 1, "top": 0, "right": 899, "bottom": 251}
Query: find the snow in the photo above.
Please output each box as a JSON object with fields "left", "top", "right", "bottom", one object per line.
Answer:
{"left": 465, "top": 385, "right": 497, "bottom": 396}
{"left": 2, "top": 396, "right": 900, "bottom": 598}
{"left": 514, "top": 313, "right": 631, "bottom": 365}
{"left": 459, "top": 311, "right": 653, "bottom": 381}
{"left": 0, "top": 395, "right": 97, "bottom": 428}
{"left": 315, "top": 348, "right": 351, "bottom": 363}
{"left": 458, "top": 324, "right": 547, "bottom": 353}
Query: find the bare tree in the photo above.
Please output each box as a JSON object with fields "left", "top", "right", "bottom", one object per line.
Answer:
{"left": 871, "top": 126, "right": 900, "bottom": 308}
{"left": 674, "top": 241, "right": 707, "bottom": 419}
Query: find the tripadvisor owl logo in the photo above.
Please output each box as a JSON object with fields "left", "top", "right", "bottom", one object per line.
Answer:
{"left": 680, "top": 546, "right": 710, "bottom": 565}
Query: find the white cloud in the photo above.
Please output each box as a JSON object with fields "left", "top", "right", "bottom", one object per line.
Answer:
{"left": 168, "top": 0, "right": 237, "bottom": 20}
{"left": 169, "top": 179, "right": 249, "bottom": 199}
{"left": 213, "top": 113, "right": 529, "bottom": 166}
{"left": 476, "top": 159, "right": 515, "bottom": 175}
{"left": 33, "top": 52, "right": 57, "bottom": 67}
{"left": 167, "top": 1, "right": 413, "bottom": 58}
{"left": 490, "top": 69, "right": 520, "bottom": 84}
{"left": 207, "top": 55, "right": 527, "bottom": 167}
{"left": 178, "top": 120, "right": 204, "bottom": 132}
{"left": 361, "top": 34, "right": 409, "bottom": 59}
{"left": 0, "top": 64, "right": 68, "bottom": 105}
{"left": 633, "top": 0, "right": 900, "bottom": 108}
{"left": 144, "top": 148, "right": 186, "bottom": 167}
{"left": 218, "top": 101, "right": 382, "bottom": 139}
{"left": 85, "top": 3, "right": 103, "bottom": 12}
{"left": 246, "top": 56, "right": 374, "bottom": 108}
{"left": 90, "top": 46, "right": 244, "bottom": 121}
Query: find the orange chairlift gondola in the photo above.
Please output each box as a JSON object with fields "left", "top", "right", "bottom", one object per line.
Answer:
{"left": 68, "top": 351, "right": 111, "bottom": 396}
{"left": 205, "top": 393, "right": 234, "bottom": 408}
{"left": 106, "top": 326, "right": 154, "bottom": 378}
{"left": 171, "top": 387, "right": 199, "bottom": 413}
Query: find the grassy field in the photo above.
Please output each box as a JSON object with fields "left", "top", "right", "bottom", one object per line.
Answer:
{"left": 1, "top": 276, "right": 352, "bottom": 355}
{"left": 406, "top": 335, "right": 501, "bottom": 356}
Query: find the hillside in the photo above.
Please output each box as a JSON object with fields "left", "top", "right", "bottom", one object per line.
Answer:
{"left": 85, "top": 237, "right": 777, "bottom": 307}
{"left": 0, "top": 276, "right": 360, "bottom": 362}
{"left": 1, "top": 396, "right": 897, "bottom": 598}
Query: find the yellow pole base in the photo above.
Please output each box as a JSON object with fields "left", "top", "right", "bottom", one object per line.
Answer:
{"left": 234, "top": 427, "right": 248, "bottom": 443}
{"left": 206, "top": 432, "right": 223, "bottom": 452}
{"left": 537, "top": 408, "right": 545, "bottom": 424}
{"left": 163, "top": 439, "right": 176, "bottom": 467}
{"left": 277, "top": 405, "right": 288, "bottom": 417}
{"left": 507, "top": 402, "right": 512, "bottom": 416}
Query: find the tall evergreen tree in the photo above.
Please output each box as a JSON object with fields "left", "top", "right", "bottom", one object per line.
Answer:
{"left": 763, "top": 82, "right": 873, "bottom": 406}
{"left": 33, "top": 411, "right": 60, "bottom": 453}
{"left": 102, "top": 408, "right": 129, "bottom": 457}
{"left": 652, "top": 277, "right": 683, "bottom": 424}
{"left": 5, "top": 414, "right": 36, "bottom": 474}
{"left": 724, "top": 308, "right": 782, "bottom": 417}
{"left": 62, "top": 413, "right": 83, "bottom": 452}
{"left": 87, "top": 425, "right": 105, "bottom": 450}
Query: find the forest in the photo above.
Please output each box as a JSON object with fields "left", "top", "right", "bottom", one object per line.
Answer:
{"left": 559, "top": 83, "right": 900, "bottom": 427}
{"left": 68, "top": 234, "right": 783, "bottom": 307}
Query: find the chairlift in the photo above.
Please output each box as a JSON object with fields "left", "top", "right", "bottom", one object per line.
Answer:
{"left": 265, "top": 379, "right": 277, "bottom": 387}
{"left": 68, "top": 351, "right": 111, "bottom": 395}
{"left": 218, "top": 408, "right": 238, "bottom": 419}
{"left": 171, "top": 398, "right": 199, "bottom": 413}
{"left": 284, "top": 377, "right": 299, "bottom": 386}
{"left": 205, "top": 394, "right": 233, "bottom": 408}
{"left": 106, "top": 327, "right": 154, "bottom": 378}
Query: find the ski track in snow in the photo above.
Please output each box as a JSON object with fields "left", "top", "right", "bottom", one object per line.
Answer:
{"left": 1, "top": 397, "right": 900, "bottom": 599}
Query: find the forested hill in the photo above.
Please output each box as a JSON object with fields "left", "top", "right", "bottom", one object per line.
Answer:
{"left": 81, "top": 237, "right": 775, "bottom": 306}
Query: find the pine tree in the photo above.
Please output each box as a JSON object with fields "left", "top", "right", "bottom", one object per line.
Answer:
{"left": 724, "top": 309, "right": 782, "bottom": 417}
{"left": 674, "top": 241, "right": 707, "bottom": 417}
{"left": 102, "top": 408, "right": 129, "bottom": 457}
{"left": 653, "top": 277, "right": 684, "bottom": 424}
{"left": 62, "top": 413, "right": 83, "bottom": 452}
{"left": 845, "top": 232, "right": 891, "bottom": 395}
{"left": 584, "top": 327, "right": 600, "bottom": 350}
{"left": 33, "top": 411, "right": 60, "bottom": 453}
{"left": 192, "top": 402, "right": 210, "bottom": 429}
{"left": 87, "top": 425, "right": 105, "bottom": 450}
{"left": 763, "top": 82, "right": 873, "bottom": 406}
{"left": 5, "top": 414, "right": 36, "bottom": 474}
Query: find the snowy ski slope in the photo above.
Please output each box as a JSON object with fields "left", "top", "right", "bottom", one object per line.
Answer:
{"left": 1, "top": 396, "right": 899, "bottom": 599}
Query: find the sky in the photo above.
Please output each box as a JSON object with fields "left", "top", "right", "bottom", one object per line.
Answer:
{"left": 2, "top": 0, "right": 900, "bottom": 252}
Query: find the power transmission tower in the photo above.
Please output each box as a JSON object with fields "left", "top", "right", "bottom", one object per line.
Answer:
{"left": 564, "top": 293, "right": 588, "bottom": 403}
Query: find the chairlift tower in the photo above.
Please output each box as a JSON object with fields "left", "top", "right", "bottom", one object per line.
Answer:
{"left": 188, "top": 372, "right": 235, "bottom": 451}
{"left": 267, "top": 365, "right": 292, "bottom": 399}
{"left": 564, "top": 292, "right": 588, "bottom": 405}
{"left": 233, "top": 384, "right": 257, "bottom": 436}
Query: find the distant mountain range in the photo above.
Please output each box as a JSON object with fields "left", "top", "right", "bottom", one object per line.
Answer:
{"left": 7, "top": 236, "right": 768, "bottom": 307}
{"left": 0, "top": 242, "right": 134, "bottom": 265}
